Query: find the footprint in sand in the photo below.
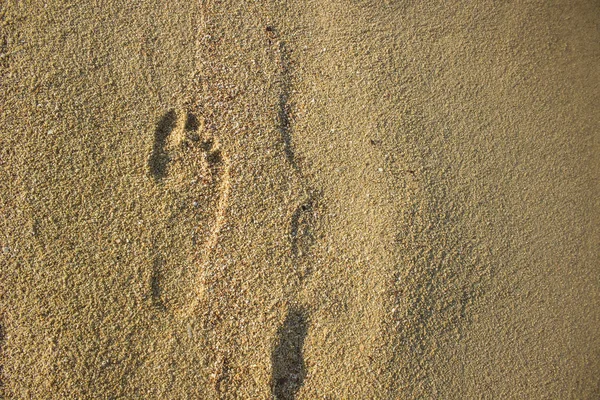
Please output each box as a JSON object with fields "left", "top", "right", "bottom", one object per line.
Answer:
{"left": 271, "top": 307, "right": 308, "bottom": 400}
{"left": 147, "top": 108, "right": 230, "bottom": 313}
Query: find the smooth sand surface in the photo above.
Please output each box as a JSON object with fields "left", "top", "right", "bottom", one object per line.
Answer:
{"left": 1, "top": 1, "right": 599, "bottom": 398}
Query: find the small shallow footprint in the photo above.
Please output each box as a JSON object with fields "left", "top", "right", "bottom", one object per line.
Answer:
{"left": 147, "top": 108, "right": 230, "bottom": 314}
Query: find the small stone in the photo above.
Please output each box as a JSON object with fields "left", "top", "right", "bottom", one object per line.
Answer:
{"left": 47, "top": 129, "right": 54, "bottom": 135}
{"left": 2, "top": 246, "right": 10, "bottom": 254}
{"left": 378, "top": 167, "right": 383, "bottom": 172}
{"left": 193, "top": 201, "right": 199, "bottom": 208}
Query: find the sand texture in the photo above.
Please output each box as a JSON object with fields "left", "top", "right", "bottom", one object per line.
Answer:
{"left": 1, "top": 0, "right": 599, "bottom": 398}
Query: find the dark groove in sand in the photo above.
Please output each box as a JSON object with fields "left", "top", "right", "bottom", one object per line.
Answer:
{"left": 269, "top": 26, "right": 296, "bottom": 169}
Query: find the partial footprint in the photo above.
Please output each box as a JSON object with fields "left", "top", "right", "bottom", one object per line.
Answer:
{"left": 290, "top": 197, "right": 316, "bottom": 259}
{"left": 148, "top": 108, "right": 230, "bottom": 313}
{"left": 289, "top": 192, "right": 322, "bottom": 283}
{"left": 271, "top": 307, "right": 308, "bottom": 400}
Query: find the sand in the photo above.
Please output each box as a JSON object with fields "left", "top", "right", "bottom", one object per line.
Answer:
{"left": 1, "top": 0, "right": 599, "bottom": 398}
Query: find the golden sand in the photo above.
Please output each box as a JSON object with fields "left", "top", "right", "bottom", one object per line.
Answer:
{"left": 1, "top": 1, "right": 599, "bottom": 398}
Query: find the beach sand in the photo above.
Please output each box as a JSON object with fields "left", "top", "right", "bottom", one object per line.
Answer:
{"left": 1, "top": 0, "right": 599, "bottom": 398}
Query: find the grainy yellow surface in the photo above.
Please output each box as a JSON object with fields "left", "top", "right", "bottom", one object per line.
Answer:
{"left": 1, "top": 1, "right": 599, "bottom": 398}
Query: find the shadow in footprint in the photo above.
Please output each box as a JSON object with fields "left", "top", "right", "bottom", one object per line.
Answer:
{"left": 271, "top": 307, "right": 308, "bottom": 400}
{"left": 148, "top": 110, "right": 177, "bottom": 181}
